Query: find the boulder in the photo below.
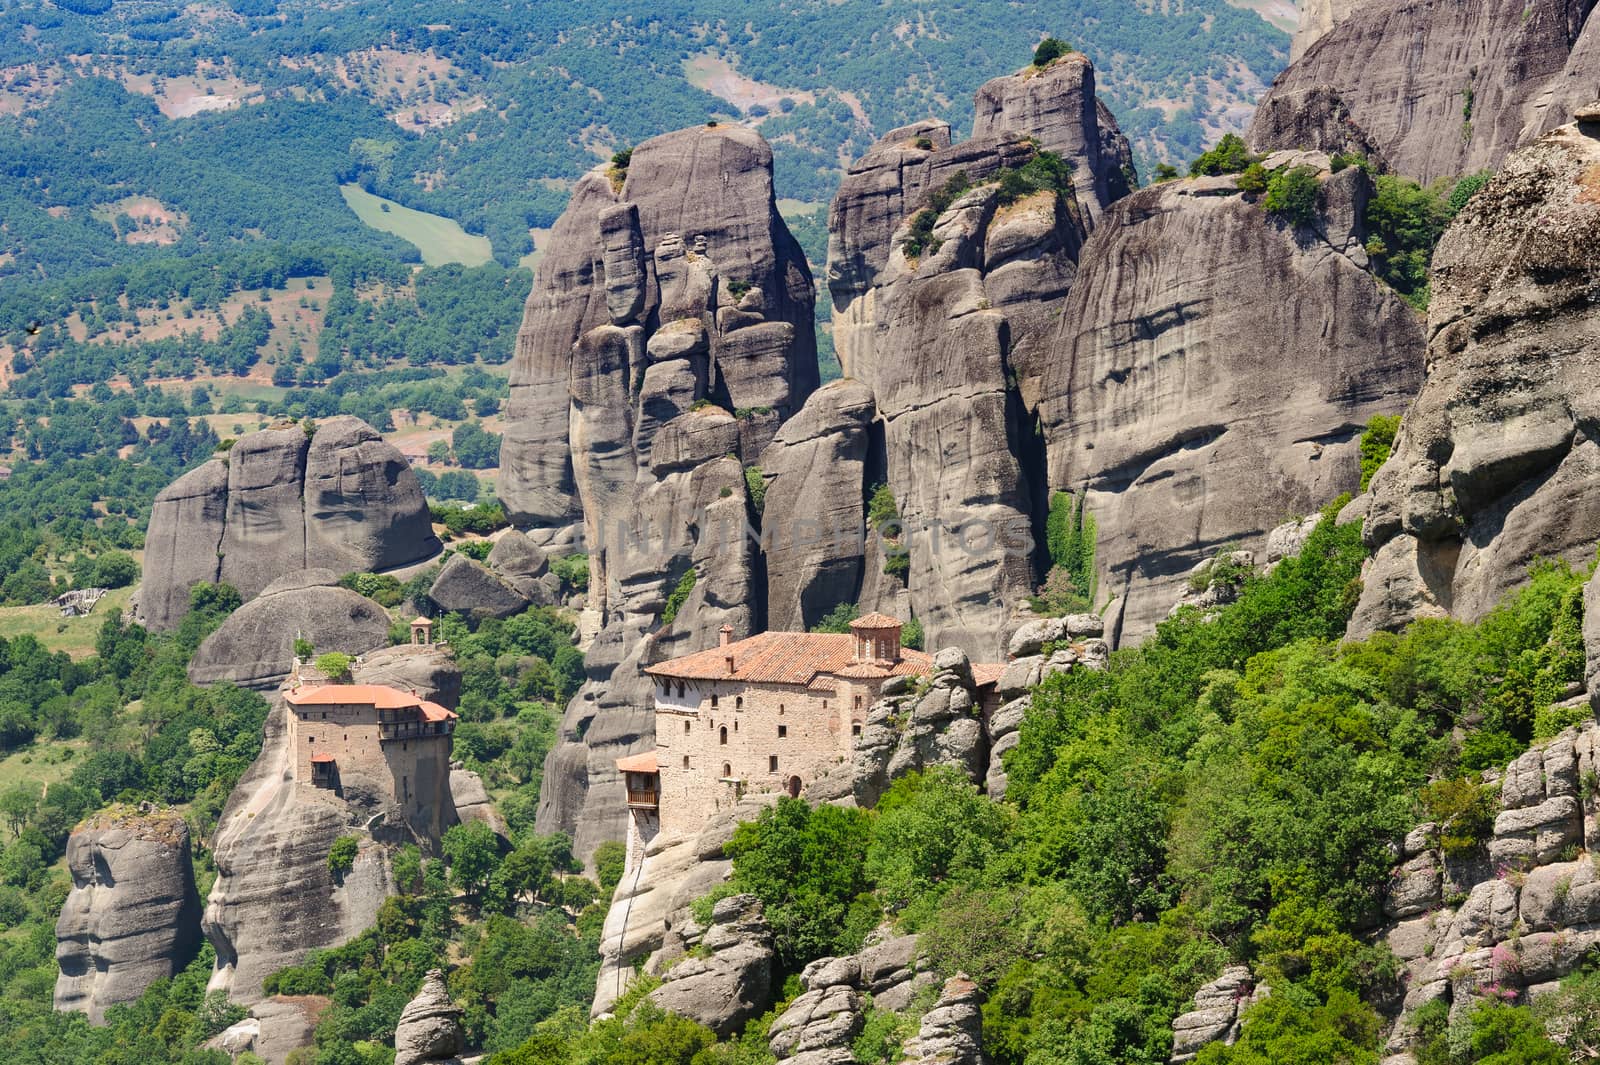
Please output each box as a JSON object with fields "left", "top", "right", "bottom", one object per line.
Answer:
{"left": 55, "top": 808, "right": 203, "bottom": 1023}
{"left": 394, "top": 970, "right": 465, "bottom": 1065}
{"left": 1351, "top": 121, "right": 1600, "bottom": 636}
{"left": 901, "top": 975, "right": 989, "bottom": 1065}
{"left": 486, "top": 530, "right": 549, "bottom": 597}
{"left": 429, "top": 554, "right": 531, "bottom": 621}
{"left": 648, "top": 893, "right": 777, "bottom": 1038}
{"left": 141, "top": 417, "right": 439, "bottom": 630}
{"left": 449, "top": 767, "right": 509, "bottom": 838}
{"left": 1040, "top": 167, "right": 1425, "bottom": 646}
{"left": 1170, "top": 966, "right": 1261, "bottom": 1062}
{"left": 187, "top": 572, "right": 391, "bottom": 689}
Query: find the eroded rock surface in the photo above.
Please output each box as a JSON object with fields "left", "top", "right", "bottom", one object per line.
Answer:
{"left": 507, "top": 124, "right": 812, "bottom": 862}
{"left": 394, "top": 970, "right": 465, "bottom": 1065}
{"left": 901, "top": 975, "right": 990, "bottom": 1065}
{"left": 1041, "top": 164, "right": 1425, "bottom": 645}
{"left": 55, "top": 808, "right": 203, "bottom": 1023}
{"left": 1377, "top": 723, "right": 1600, "bottom": 1052}
{"left": 1252, "top": 0, "right": 1600, "bottom": 182}
{"left": 1170, "top": 966, "right": 1265, "bottom": 1062}
{"left": 140, "top": 417, "right": 439, "bottom": 630}
{"left": 1351, "top": 120, "right": 1600, "bottom": 637}
{"left": 648, "top": 893, "right": 777, "bottom": 1038}
{"left": 187, "top": 571, "right": 391, "bottom": 689}
{"left": 760, "top": 379, "right": 876, "bottom": 632}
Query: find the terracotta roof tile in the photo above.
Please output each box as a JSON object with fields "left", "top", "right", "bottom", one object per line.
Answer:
{"left": 286, "top": 684, "right": 458, "bottom": 722}
{"left": 971, "top": 663, "right": 1006, "bottom": 688}
{"left": 849, "top": 612, "right": 904, "bottom": 629}
{"left": 310, "top": 752, "right": 335, "bottom": 763}
{"left": 647, "top": 632, "right": 933, "bottom": 686}
{"left": 615, "top": 751, "right": 659, "bottom": 773}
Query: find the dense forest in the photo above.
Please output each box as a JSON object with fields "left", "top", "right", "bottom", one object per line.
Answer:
{"left": 1, "top": 0, "right": 1286, "bottom": 284}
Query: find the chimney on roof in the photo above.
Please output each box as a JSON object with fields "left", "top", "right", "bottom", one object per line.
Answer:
{"left": 719, "top": 624, "right": 733, "bottom": 647}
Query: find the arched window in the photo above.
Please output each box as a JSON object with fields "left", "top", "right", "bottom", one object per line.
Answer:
{"left": 682, "top": 755, "right": 690, "bottom": 769}
{"left": 684, "top": 720, "right": 691, "bottom": 733}
{"left": 719, "top": 726, "right": 728, "bottom": 745}
{"left": 722, "top": 762, "right": 731, "bottom": 778}
{"left": 735, "top": 696, "right": 743, "bottom": 709}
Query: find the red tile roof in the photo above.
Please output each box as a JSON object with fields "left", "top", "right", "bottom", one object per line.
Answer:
{"left": 850, "top": 612, "right": 904, "bottom": 629}
{"left": 615, "top": 751, "right": 659, "bottom": 773}
{"left": 971, "top": 663, "right": 1005, "bottom": 688}
{"left": 310, "top": 752, "right": 335, "bottom": 764}
{"left": 647, "top": 631, "right": 934, "bottom": 686}
{"left": 285, "top": 683, "right": 458, "bottom": 722}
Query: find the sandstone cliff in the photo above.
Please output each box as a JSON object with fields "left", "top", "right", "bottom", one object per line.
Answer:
{"left": 827, "top": 52, "right": 1129, "bottom": 380}
{"left": 140, "top": 416, "right": 439, "bottom": 631}
{"left": 55, "top": 808, "right": 203, "bottom": 1023}
{"left": 1040, "top": 160, "right": 1425, "bottom": 644}
{"left": 498, "top": 124, "right": 813, "bottom": 861}
{"left": 1252, "top": 0, "right": 1600, "bottom": 183}
{"left": 1351, "top": 117, "right": 1600, "bottom": 637}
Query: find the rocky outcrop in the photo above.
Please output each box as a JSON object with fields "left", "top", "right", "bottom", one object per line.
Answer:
{"left": 987, "top": 623, "right": 1109, "bottom": 799}
{"left": 1350, "top": 119, "right": 1600, "bottom": 637}
{"left": 1169, "top": 967, "right": 1265, "bottom": 1062}
{"left": 187, "top": 570, "right": 392, "bottom": 689}
{"left": 1041, "top": 162, "right": 1425, "bottom": 645}
{"left": 428, "top": 554, "right": 530, "bottom": 621}
{"left": 140, "top": 417, "right": 439, "bottom": 630}
{"left": 1377, "top": 724, "right": 1600, "bottom": 1052}
{"left": 817, "top": 57, "right": 1132, "bottom": 657}
{"left": 592, "top": 796, "right": 770, "bottom": 1017}
{"left": 969, "top": 54, "right": 1136, "bottom": 226}
{"left": 1252, "top": 0, "right": 1600, "bottom": 183}
{"left": 500, "top": 122, "right": 817, "bottom": 530}
{"left": 901, "top": 976, "right": 990, "bottom": 1065}
{"left": 55, "top": 808, "right": 203, "bottom": 1023}
{"left": 511, "top": 124, "right": 811, "bottom": 862}
{"left": 828, "top": 52, "right": 1131, "bottom": 376}
{"left": 760, "top": 379, "right": 876, "bottom": 631}
{"left": 768, "top": 935, "right": 934, "bottom": 1065}
{"left": 648, "top": 893, "right": 777, "bottom": 1038}
{"left": 394, "top": 970, "right": 465, "bottom": 1065}
{"left": 208, "top": 995, "right": 329, "bottom": 1065}
{"left": 853, "top": 648, "right": 989, "bottom": 806}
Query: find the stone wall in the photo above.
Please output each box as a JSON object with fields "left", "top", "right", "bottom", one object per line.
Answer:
{"left": 652, "top": 674, "right": 875, "bottom": 838}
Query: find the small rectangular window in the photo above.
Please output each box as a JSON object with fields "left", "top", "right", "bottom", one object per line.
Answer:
{"left": 769, "top": 755, "right": 778, "bottom": 772}
{"left": 778, "top": 725, "right": 787, "bottom": 738}
{"left": 852, "top": 724, "right": 862, "bottom": 737}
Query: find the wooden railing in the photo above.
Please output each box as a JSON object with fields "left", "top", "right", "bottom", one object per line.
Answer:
{"left": 625, "top": 787, "right": 658, "bottom": 808}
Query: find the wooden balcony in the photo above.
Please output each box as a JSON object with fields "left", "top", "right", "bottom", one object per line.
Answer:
{"left": 625, "top": 787, "right": 658, "bottom": 809}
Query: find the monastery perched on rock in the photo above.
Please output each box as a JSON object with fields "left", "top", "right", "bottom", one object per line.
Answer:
{"left": 616, "top": 614, "right": 1001, "bottom": 867}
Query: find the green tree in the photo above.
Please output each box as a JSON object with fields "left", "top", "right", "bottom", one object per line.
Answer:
{"left": 443, "top": 820, "right": 502, "bottom": 902}
{"left": 726, "top": 798, "right": 874, "bottom": 968}
{"left": 1264, "top": 166, "right": 1321, "bottom": 227}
